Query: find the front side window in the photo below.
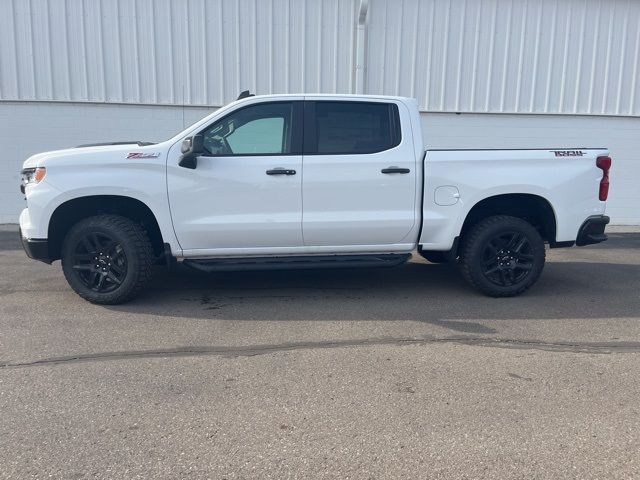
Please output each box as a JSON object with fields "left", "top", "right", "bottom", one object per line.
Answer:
{"left": 202, "top": 102, "right": 293, "bottom": 155}
{"left": 313, "top": 101, "right": 401, "bottom": 154}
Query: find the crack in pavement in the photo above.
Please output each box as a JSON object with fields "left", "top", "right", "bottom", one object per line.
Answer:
{"left": 2, "top": 336, "right": 640, "bottom": 369}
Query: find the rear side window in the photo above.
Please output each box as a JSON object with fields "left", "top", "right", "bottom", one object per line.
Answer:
{"left": 310, "top": 101, "right": 401, "bottom": 154}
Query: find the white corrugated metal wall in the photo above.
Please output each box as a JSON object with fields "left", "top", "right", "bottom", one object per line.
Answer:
{"left": 0, "top": 0, "right": 639, "bottom": 223}
{"left": 0, "top": 0, "right": 358, "bottom": 105}
{"left": 368, "top": 0, "right": 640, "bottom": 115}
{"left": 2, "top": 0, "right": 639, "bottom": 114}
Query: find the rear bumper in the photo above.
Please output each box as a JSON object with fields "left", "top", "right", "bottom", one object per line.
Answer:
{"left": 576, "top": 215, "right": 610, "bottom": 246}
{"left": 19, "top": 227, "right": 52, "bottom": 264}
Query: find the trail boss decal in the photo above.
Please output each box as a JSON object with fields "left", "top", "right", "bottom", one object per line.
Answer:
{"left": 551, "top": 150, "right": 585, "bottom": 157}
{"left": 127, "top": 152, "right": 161, "bottom": 159}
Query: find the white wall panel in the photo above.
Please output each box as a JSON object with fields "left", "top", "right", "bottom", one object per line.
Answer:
{"left": 1, "top": 102, "right": 638, "bottom": 224}
{"left": 366, "top": 0, "right": 640, "bottom": 115}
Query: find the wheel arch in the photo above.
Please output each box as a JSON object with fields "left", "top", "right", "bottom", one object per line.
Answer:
{"left": 458, "top": 193, "right": 557, "bottom": 251}
{"left": 48, "top": 195, "right": 164, "bottom": 261}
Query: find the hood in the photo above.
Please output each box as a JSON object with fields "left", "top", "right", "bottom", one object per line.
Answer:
{"left": 22, "top": 142, "right": 165, "bottom": 169}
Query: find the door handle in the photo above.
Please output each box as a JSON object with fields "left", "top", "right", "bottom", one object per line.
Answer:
{"left": 266, "top": 168, "right": 296, "bottom": 175}
{"left": 381, "top": 167, "right": 410, "bottom": 174}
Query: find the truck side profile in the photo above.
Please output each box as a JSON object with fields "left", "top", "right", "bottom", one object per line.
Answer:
{"left": 19, "top": 94, "right": 611, "bottom": 304}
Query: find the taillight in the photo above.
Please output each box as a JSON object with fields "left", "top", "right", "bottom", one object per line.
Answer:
{"left": 596, "top": 156, "right": 611, "bottom": 201}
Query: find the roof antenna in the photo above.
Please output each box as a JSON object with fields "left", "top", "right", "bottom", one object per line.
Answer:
{"left": 237, "top": 90, "right": 254, "bottom": 100}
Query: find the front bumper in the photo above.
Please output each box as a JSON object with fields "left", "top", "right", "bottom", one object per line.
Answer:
{"left": 19, "top": 227, "right": 52, "bottom": 264}
{"left": 576, "top": 215, "right": 610, "bottom": 246}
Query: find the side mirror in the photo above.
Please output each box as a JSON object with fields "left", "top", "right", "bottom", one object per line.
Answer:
{"left": 178, "top": 134, "right": 205, "bottom": 169}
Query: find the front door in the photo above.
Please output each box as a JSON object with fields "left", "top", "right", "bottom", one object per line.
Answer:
{"left": 301, "top": 99, "right": 418, "bottom": 247}
{"left": 167, "top": 100, "right": 304, "bottom": 252}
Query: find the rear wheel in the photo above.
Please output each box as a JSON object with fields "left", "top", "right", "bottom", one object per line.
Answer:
{"left": 61, "top": 215, "right": 154, "bottom": 304}
{"left": 459, "top": 215, "right": 545, "bottom": 297}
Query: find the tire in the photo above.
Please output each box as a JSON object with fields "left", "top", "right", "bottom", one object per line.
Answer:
{"left": 458, "top": 215, "right": 545, "bottom": 297}
{"left": 419, "top": 250, "right": 452, "bottom": 264}
{"left": 61, "top": 215, "right": 154, "bottom": 304}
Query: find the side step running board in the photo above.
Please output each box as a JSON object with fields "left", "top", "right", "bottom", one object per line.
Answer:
{"left": 182, "top": 254, "right": 411, "bottom": 273}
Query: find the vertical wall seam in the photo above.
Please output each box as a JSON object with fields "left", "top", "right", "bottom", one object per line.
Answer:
{"left": 572, "top": 0, "right": 587, "bottom": 113}
{"left": 469, "top": 0, "right": 481, "bottom": 111}
{"left": 454, "top": 0, "right": 467, "bottom": 111}
{"left": 529, "top": 0, "right": 543, "bottom": 112}
{"left": 600, "top": 3, "right": 615, "bottom": 114}
{"left": 115, "top": 0, "right": 124, "bottom": 102}
{"left": 62, "top": 0, "right": 71, "bottom": 99}
{"left": 235, "top": 0, "right": 240, "bottom": 92}
{"left": 629, "top": 4, "right": 640, "bottom": 114}
{"left": 218, "top": 0, "right": 224, "bottom": 103}
{"left": 424, "top": 0, "right": 435, "bottom": 110}
{"left": 150, "top": 0, "right": 158, "bottom": 103}
{"left": 333, "top": 0, "right": 339, "bottom": 93}
{"left": 133, "top": 0, "right": 141, "bottom": 102}
{"left": 252, "top": 0, "right": 258, "bottom": 92}
{"left": 440, "top": 0, "right": 451, "bottom": 110}
{"left": 499, "top": 0, "right": 514, "bottom": 112}
{"left": 28, "top": 0, "right": 37, "bottom": 99}
{"left": 394, "top": 0, "right": 404, "bottom": 95}
{"left": 614, "top": 0, "right": 630, "bottom": 115}
{"left": 484, "top": 0, "right": 498, "bottom": 111}
{"left": 301, "top": 0, "right": 306, "bottom": 91}
{"left": 514, "top": 0, "right": 528, "bottom": 112}
{"left": 11, "top": 0, "right": 21, "bottom": 98}
{"left": 587, "top": 0, "right": 602, "bottom": 113}
{"left": 269, "top": 0, "right": 274, "bottom": 94}
{"left": 45, "top": 0, "right": 54, "bottom": 98}
{"left": 543, "top": 0, "right": 558, "bottom": 112}
{"left": 557, "top": 8, "right": 571, "bottom": 111}
{"left": 98, "top": 0, "right": 107, "bottom": 101}
{"left": 286, "top": 0, "right": 291, "bottom": 93}
{"left": 317, "top": 1, "right": 322, "bottom": 92}
{"left": 409, "top": 0, "right": 420, "bottom": 99}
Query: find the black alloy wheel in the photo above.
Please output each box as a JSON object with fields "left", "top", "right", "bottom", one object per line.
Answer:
{"left": 480, "top": 231, "right": 534, "bottom": 287}
{"left": 71, "top": 232, "right": 128, "bottom": 293}
{"left": 458, "top": 215, "right": 545, "bottom": 297}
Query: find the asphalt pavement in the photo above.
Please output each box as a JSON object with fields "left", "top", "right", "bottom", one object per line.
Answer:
{"left": 1, "top": 224, "right": 639, "bottom": 479}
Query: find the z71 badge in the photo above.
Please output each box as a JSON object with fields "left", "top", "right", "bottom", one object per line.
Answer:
{"left": 551, "top": 150, "right": 585, "bottom": 157}
{"left": 127, "top": 152, "right": 161, "bottom": 159}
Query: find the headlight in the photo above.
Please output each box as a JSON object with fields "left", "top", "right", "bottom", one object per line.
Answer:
{"left": 20, "top": 167, "right": 46, "bottom": 193}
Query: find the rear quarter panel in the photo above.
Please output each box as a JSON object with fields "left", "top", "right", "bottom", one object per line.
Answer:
{"left": 419, "top": 149, "right": 609, "bottom": 250}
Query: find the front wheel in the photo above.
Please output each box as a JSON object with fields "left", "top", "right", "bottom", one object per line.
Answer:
{"left": 61, "top": 215, "right": 154, "bottom": 304}
{"left": 458, "top": 215, "right": 545, "bottom": 297}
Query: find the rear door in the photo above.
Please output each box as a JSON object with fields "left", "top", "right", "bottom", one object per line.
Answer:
{"left": 301, "top": 99, "right": 417, "bottom": 246}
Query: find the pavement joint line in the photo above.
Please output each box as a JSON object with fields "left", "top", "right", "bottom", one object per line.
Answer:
{"left": 3, "top": 336, "right": 640, "bottom": 369}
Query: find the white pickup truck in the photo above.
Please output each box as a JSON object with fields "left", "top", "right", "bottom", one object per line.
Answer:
{"left": 19, "top": 93, "right": 611, "bottom": 304}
